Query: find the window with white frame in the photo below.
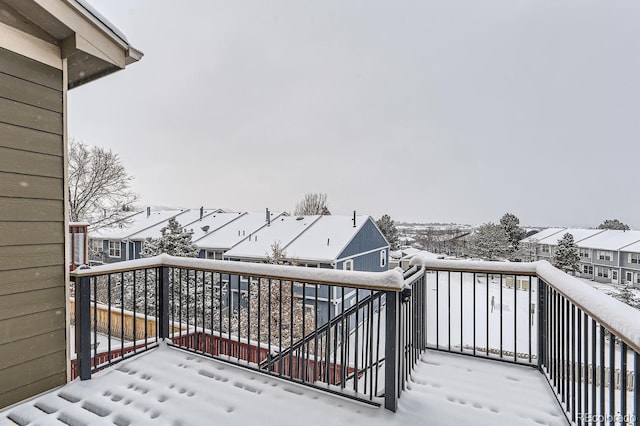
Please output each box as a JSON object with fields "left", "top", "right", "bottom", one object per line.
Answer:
{"left": 108, "top": 240, "right": 121, "bottom": 258}
{"left": 579, "top": 248, "right": 590, "bottom": 258}
{"left": 89, "top": 239, "right": 103, "bottom": 254}
{"left": 596, "top": 267, "right": 609, "bottom": 278}
{"left": 380, "top": 249, "right": 387, "bottom": 268}
{"left": 343, "top": 259, "right": 353, "bottom": 271}
{"left": 597, "top": 251, "right": 612, "bottom": 261}
{"left": 636, "top": 273, "right": 640, "bottom": 285}
{"left": 626, "top": 272, "right": 633, "bottom": 283}
{"left": 629, "top": 253, "right": 640, "bottom": 264}
{"left": 583, "top": 265, "right": 593, "bottom": 275}
{"left": 540, "top": 245, "right": 550, "bottom": 254}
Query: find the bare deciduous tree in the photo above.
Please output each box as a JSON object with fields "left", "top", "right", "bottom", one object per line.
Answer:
{"left": 68, "top": 139, "right": 138, "bottom": 228}
{"left": 294, "top": 192, "right": 330, "bottom": 215}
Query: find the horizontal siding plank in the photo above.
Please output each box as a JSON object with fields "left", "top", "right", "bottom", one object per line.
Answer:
{"left": 0, "top": 198, "right": 63, "bottom": 221}
{"left": 0, "top": 309, "right": 65, "bottom": 345}
{"left": 0, "top": 171, "right": 63, "bottom": 200}
{"left": 0, "top": 351, "right": 66, "bottom": 396}
{"left": 0, "top": 146, "right": 63, "bottom": 177}
{"left": 0, "top": 264, "right": 64, "bottom": 295}
{"left": 0, "top": 97, "right": 62, "bottom": 135}
{"left": 0, "top": 71, "right": 62, "bottom": 113}
{"left": 0, "top": 222, "right": 63, "bottom": 246}
{"left": 0, "top": 286, "right": 65, "bottom": 320}
{"left": 0, "top": 122, "right": 62, "bottom": 156}
{"left": 0, "top": 371, "right": 66, "bottom": 410}
{"left": 0, "top": 47, "right": 62, "bottom": 91}
{"left": 0, "top": 328, "right": 66, "bottom": 370}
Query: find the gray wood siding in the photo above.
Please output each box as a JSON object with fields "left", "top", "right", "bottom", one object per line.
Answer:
{"left": 0, "top": 47, "right": 66, "bottom": 409}
{"left": 339, "top": 218, "right": 389, "bottom": 259}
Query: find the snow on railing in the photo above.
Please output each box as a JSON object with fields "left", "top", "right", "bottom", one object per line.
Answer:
{"left": 71, "top": 254, "right": 405, "bottom": 291}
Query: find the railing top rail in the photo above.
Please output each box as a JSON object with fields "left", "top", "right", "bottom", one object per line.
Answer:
{"left": 70, "top": 254, "right": 406, "bottom": 292}
{"left": 411, "top": 255, "right": 640, "bottom": 354}
{"left": 409, "top": 256, "right": 538, "bottom": 275}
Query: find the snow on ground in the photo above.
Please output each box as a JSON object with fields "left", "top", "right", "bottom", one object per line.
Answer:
{"left": 0, "top": 344, "right": 566, "bottom": 426}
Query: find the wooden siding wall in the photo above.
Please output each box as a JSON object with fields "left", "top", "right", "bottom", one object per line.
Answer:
{"left": 0, "top": 47, "right": 66, "bottom": 408}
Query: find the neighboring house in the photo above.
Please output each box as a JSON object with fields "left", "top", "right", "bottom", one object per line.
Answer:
{"left": 0, "top": 0, "right": 140, "bottom": 409}
{"left": 195, "top": 211, "right": 285, "bottom": 260}
{"left": 224, "top": 215, "right": 389, "bottom": 272}
{"left": 224, "top": 214, "right": 390, "bottom": 325}
{"left": 531, "top": 228, "right": 604, "bottom": 261}
{"left": 88, "top": 208, "right": 189, "bottom": 263}
{"left": 524, "top": 228, "right": 640, "bottom": 287}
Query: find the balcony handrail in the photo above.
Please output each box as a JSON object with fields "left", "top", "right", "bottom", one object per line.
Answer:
{"left": 71, "top": 254, "right": 405, "bottom": 292}
{"left": 410, "top": 255, "right": 640, "bottom": 355}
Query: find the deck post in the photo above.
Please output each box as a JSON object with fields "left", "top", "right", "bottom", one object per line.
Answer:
{"left": 159, "top": 266, "right": 170, "bottom": 339}
{"left": 385, "top": 290, "right": 399, "bottom": 412}
{"left": 76, "top": 274, "right": 92, "bottom": 380}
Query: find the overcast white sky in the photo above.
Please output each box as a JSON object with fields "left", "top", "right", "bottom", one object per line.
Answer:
{"left": 69, "top": 0, "right": 640, "bottom": 228}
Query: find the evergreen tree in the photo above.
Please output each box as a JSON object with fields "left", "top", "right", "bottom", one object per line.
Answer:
{"left": 597, "top": 219, "right": 630, "bottom": 231}
{"left": 140, "top": 217, "right": 200, "bottom": 258}
{"left": 139, "top": 218, "right": 223, "bottom": 329}
{"left": 376, "top": 214, "right": 400, "bottom": 250}
{"left": 499, "top": 212, "right": 525, "bottom": 259}
{"left": 467, "top": 223, "right": 511, "bottom": 261}
{"left": 609, "top": 285, "right": 640, "bottom": 310}
{"left": 552, "top": 233, "right": 580, "bottom": 274}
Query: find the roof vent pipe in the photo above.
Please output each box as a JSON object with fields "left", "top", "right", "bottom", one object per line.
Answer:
{"left": 266, "top": 208, "right": 271, "bottom": 226}
{"left": 353, "top": 211, "right": 356, "bottom": 228}
{"left": 200, "top": 206, "right": 204, "bottom": 220}
{"left": 147, "top": 206, "right": 151, "bottom": 217}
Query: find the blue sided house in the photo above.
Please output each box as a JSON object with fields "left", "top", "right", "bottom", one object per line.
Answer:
{"left": 223, "top": 214, "right": 390, "bottom": 325}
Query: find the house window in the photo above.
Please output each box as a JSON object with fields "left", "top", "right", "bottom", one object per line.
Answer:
{"left": 596, "top": 267, "right": 609, "bottom": 278}
{"left": 612, "top": 270, "right": 618, "bottom": 281}
{"left": 629, "top": 253, "right": 640, "bottom": 264}
{"left": 597, "top": 251, "right": 612, "bottom": 261}
{"left": 207, "top": 251, "right": 222, "bottom": 260}
{"left": 579, "top": 248, "right": 590, "bottom": 258}
{"left": 582, "top": 265, "right": 593, "bottom": 275}
{"left": 109, "top": 240, "right": 121, "bottom": 258}
{"left": 540, "top": 245, "right": 550, "bottom": 254}
{"left": 636, "top": 273, "right": 640, "bottom": 285}
{"left": 343, "top": 259, "right": 353, "bottom": 271}
{"left": 89, "top": 239, "right": 103, "bottom": 254}
{"left": 380, "top": 249, "right": 387, "bottom": 268}
{"left": 627, "top": 272, "right": 633, "bottom": 283}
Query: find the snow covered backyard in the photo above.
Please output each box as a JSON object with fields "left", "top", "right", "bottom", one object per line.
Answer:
{"left": 0, "top": 344, "right": 566, "bottom": 426}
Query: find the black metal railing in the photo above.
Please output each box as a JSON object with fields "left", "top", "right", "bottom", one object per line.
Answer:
{"left": 409, "top": 256, "right": 640, "bottom": 425}
{"left": 71, "top": 255, "right": 417, "bottom": 410}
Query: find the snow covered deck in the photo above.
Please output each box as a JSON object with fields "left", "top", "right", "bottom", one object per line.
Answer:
{"left": 1, "top": 345, "right": 566, "bottom": 426}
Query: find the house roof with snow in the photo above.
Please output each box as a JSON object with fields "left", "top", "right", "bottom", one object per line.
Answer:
{"left": 126, "top": 209, "right": 222, "bottom": 240}
{"left": 281, "top": 215, "right": 373, "bottom": 263}
{"left": 223, "top": 215, "right": 323, "bottom": 260}
{"left": 89, "top": 209, "right": 187, "bottom": 240}
{"left": 535, "top": 228, "right": 604, "bottom": 245}
{"left": 194, "top": 212, "right": 284, "bottom": 250}
{"left": 576, "top": 230, "right": 640, "bottom": 251}
{"left": 520, "top": 228, "right": 566, "bottom": 243}
{"left": 621, "top": 240, "right": 640, "bottom": 253}
{"left": 187, "top": 212, "right": 247, "bottom": 241}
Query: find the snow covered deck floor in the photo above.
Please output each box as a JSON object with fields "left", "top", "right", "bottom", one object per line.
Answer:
{"left": 1, "top": 345, "right": 567, "bottom": 426}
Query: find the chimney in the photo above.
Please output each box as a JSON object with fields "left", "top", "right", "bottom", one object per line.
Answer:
{"left": 147, "top": 207, "right": 151, "bottom": 217}
{"left": 353, "top": 211, "right": 356, "bottom": 228}
{"left": 327, "top": 238, "right": 330, "bottom": 246}
{"left": 200, "top": 206, "right": 204, "bottom": 220}
{"left": 266, "top": 208, "right": 271, "bottom": 226}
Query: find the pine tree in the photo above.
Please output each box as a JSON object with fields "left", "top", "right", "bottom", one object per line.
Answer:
{"left": 499, "top": 213, "right": 525, "bottom": 259}
{"left": 467, "top": 223, "right": 511, "bottom": 260}
{"left": 376, "top": 214, "right": 399, "bottom": 250}
{"left": 597, "top": 219, "right": 630, "bottom": 231}
{"left": 552, "top": 233, "right": 580, "bottom": 274}
{"left": 140, "top": 217, "right": 200, "bottom": 258}
{"left": 609, "top": 285, "right": 640, "bottom": 310}
{"left": 138, "top": 218, "right": 224, "bottom": 330}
